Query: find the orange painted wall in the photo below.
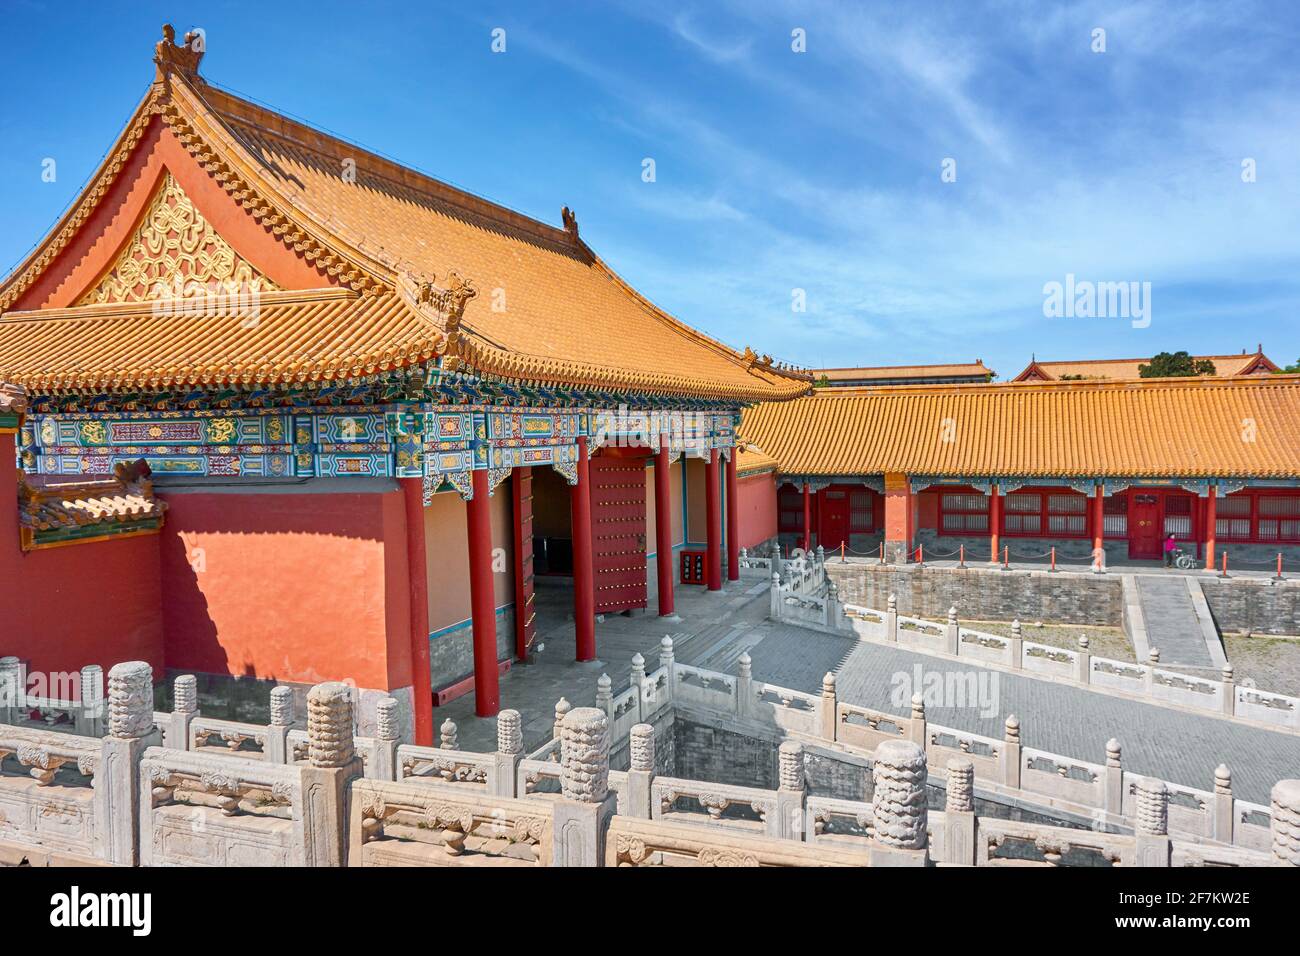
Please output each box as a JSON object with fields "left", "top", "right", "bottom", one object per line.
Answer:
{"left": 424, "top": 488, "right": 514, "bottom": 634}
{"left": 736, "top": 471, "right": 778, "bottom": 549}
{"left": 156, "top": 484, "right": 410, "bottom": 691}
{"left": 0, "top": 433, "right": 164, "bottom": 688}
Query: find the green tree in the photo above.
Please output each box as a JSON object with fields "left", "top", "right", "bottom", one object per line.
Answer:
{"left": 1138, "top": 351, "right": 1217, "bottom": 378}
{"left": 1279, "top": 357, "right": 1300, "bottom": 373}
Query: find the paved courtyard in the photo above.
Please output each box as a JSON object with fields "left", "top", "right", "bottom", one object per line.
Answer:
{"left": 440, "top": 577, "right": 1300, "bottom": 805}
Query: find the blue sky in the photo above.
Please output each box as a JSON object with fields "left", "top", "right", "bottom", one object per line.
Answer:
{"left": 1, "top": 0, "right": 1297, "bottom": 378}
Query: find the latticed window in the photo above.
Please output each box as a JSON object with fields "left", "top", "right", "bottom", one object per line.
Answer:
{"left": 1216, "top": 493, "right": 1252, "bottom": 541}
{"left": 1003, "top": 493, "right": 1041, "bottom": 534}
{"left": 849, "top": 490, "right": 874, "bottom": 532}
{"left": 940, "top": 493, "right": 988, "bottom": 533}
{"left": 1046, "top": 493, "right": 1087, "bottom": 535}
{"left": 1258, "top": 495, "right": 1300, "bottom": 542}
{"left": 1103, "top": 495, "right": 1127, "bottom": 537}
{"left": 1163, "top": 495, "right": 1194, "bottom": 540}
{"left": 778, "top": 487, "right": 803, "bottom": 532}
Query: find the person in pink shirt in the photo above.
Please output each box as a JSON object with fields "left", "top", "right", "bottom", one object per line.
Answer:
{"left": 1163, "top": 534, "right": 1178, "bottom": 567}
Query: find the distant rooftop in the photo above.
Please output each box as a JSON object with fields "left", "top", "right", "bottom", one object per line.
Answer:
{"left": 812, "top": 361, "right": 995, "bottom": 387}
{"left": 1012, "top": 348, "right": 1278, "bottom": 382}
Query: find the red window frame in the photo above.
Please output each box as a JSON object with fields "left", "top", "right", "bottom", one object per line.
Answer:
{"left": 777, "top": 486, "right": 803, "bottom": 533}
{"left": 1219, "top": 490, "right": 1300, "bottom": 544}
{"left": 937, "top": 490, "right": 990, "bottom": 535}
{"left": 1001, "top": 488, "right": 1089, "bottom": 538}
{"left": 849, "top": 488, "right": 875, "bottom": 532}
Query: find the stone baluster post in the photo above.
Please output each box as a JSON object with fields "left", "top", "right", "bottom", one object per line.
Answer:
{"left": 1221, "top": 663, "right": 1236, "bottom": 716}
{"left": 553, "top": 707, "right": 617, "bottom": 866}
{"left": 735, "top": 652, "right": 752, "bottom": 720}
{"left": 630, "top": 653, "right": 646, "bottom": 721}
{"left": 1000, "top": 715, "right": 1021, "bottom": 789}
{"left": 776, "top": 740, "right": 806, "bottom": 840}
{"left": 492, "top": 709, "right": 523, "bottom": 798}
{"left": 884, "top": 593, "right": 898, "bottom": 642}
{"left": 907, "top": 692, "right": 927, "bottom": 748}
{"left": 264, "top": 685, "right": 294, "bottom": 765}
{"left": 371, "top": 697, "right": 400, "bottom": 781}
{"left": 626, "top": 722, "right": 655, "bottom": 819}
{"left": 943, "top": 757, "right": 977, "bottom": 866}
{"left": 77, "top": 664, "right": 104, "bottom": 737}
{"left": 819, "top": 672, "right": 837, "bottom": 742}
{"left": 659, "top": 636, "right": 675, "bottom": 704}
{"left": 1133, "top": 776, "right": 1171, "bottom": 866}
{"left": 552, "top": 697, "right": 572, "bottom": 748}
{"left": 1008, "top": 620, "right": 1023, "bottom": 669}
{"left": 826, "top": 577, "right": 844, "bottom": 630}
{"left": 164, "top": 674, "right": 198, "bottom": 751}
{"left": 440, "top": 717, "right": 458, "bottom": 750}
{"left": 1104, "top": 738, "right": 1123, "bottom": 817}
{"left": 595, "top": 674, "right": 614, "bottom": 721}
{"left": 301, "top": 682, "right": 363, "bottom": 867}
{"left": 1271, "top": 780, "right": 1300, "bottom": 866}
{"left": 1213, "top": 764, "right": 1233, "bottom": 844}
{"left": 1076, "top": 636, "right": 1091, "bottom": 685}
{"left": 868, "top": 739, "right": 928, "bottom": 866}
{"left": 944, "top": 605, "right": 960, "bottom": 655}
{"left": 1145, "top": 648, "right": 1160, "bottom": 695}
{"left": 770, "top": 572, "right": 782, "bottom": 619}
{"left": 101, "top": 661, "right": 156, "bottom": 866}
{"left": 0, "top": 656, "right": 21, "bottom": 725}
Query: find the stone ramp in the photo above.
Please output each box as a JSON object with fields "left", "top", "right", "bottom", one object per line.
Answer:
{"left": 1135, "top": 574, "right": 1219, "bottom": 668}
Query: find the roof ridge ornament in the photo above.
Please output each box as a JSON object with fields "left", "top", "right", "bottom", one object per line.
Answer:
{"left": 561, "top": 206, "right": 579, "bottom": 239}
{"left": 154, "top": 24, "right": 204, "bottom": 82}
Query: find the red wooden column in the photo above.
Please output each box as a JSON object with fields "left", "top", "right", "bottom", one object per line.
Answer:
{"left": 989, "top": 484, "right": 1003, "bottom": 563}
{"left": 1205, "top": 485, "right": 1218, "bottom": 571}
{"left": 571, "top": 436, "right": 596, "bottom": 660}
{"left": 466, "top": 469, "right": 499, "bottom": 717}
{"left": 1092, "top": 484, "right": 1105, "bottom": 556}
{"left": 802, "top": 482, "right": 812, "bottom": 552}
{"left": 882, "top": 472, "right": 913, "bottom": 562}
{"left": 706, "top": 449, "right": 722, "bottom": 590}
{"left": 400, "top": 478, "right": 433, "bottom": 745}
{"left": 725, "top": 450, "right": 740, "bottom": 581}
{"left": 654, "top": 446, "right": 675, "bottom": 616}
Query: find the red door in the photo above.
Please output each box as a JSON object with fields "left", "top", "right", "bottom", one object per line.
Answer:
{"left": 512, "top": 468, "right": 536, "bottom": 659}
{"left": 1129, "top": 493, "right": 1161, "bottom": 559}
{"left": 820, "top": 489, "right": 850, "bottom": 551}
{"left": 589, "top": 455, "right": 648, "bottom": 613}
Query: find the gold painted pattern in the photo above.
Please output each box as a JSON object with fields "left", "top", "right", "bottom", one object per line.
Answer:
{"left": 78, "top": 172, "right": 279, "bottom": 305}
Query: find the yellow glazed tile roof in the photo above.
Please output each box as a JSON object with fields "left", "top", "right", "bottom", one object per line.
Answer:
{"left": 0, "top": 41, "right": 811, "bottom": 403}
{"left": 815, "top": 361, "right": 994, "bottom": 383}
{"left": 0, "top": 289, "right": 442, "bottom": 393}
{"left": 740, "top": 376, "right": 1300, "bottom": 479}
{"left": 736, "top": 442, "right": 778, "bottom": 478}
{"left": 1013, "top": 352, "right": 1278, "bottom": 381}
{"left": 18, "top": 461, "right": 166, "bottom": 550}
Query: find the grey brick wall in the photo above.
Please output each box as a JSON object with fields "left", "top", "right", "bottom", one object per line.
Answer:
{"left": 1201, "top": 577, "right": 1300, "bottom": 636}
{"left": 826, "top": 563, "right": 1125, "bottom": 625}
{"left": 427, "top": 607, "right": 516, "bottom": 691}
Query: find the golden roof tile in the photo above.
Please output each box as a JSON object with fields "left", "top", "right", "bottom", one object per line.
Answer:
{"left": 740, "top": 376, "right": 1300, "bottom": 479}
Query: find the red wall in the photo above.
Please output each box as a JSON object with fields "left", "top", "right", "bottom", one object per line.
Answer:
{"left": 0, "top": 433, "right": 164, "bottom": 691}
{"left": 157, "top": 485, "right": 412, "bottom": 692}
{"left": 736, "top": 471, "right": 778, "bottom": 550}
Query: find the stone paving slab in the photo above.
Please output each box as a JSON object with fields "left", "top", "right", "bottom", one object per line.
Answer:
{"left": 1136, "top": 574, "right": 1214, "bottom": 667}
{"left": 744, "top": 620, "right": 1300, "bottom": 805}
{"left": 435, "top": 577, "right": 771, "bottom": 753}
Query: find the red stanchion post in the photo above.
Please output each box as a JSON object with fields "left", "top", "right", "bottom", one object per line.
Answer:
{"left": 1278, "top": 553, "right": 1285, "bottom": 581}
{"left": 1050, "top": 547, "right": 1056, "bottom": 572}
{"left": 917, "top": 543, "right": 924, "bottom": 566}
{"left": 1003, "top": 546, "right": 1009, "bottom": 569}
{"left": 840, "top": 541, "right": 846, "bottom": 564}
{"left": 1220, "top": 551, "right": 1229, "bottom": 578}
{"left": 959, "top": 544, "right": 966, "bottom": 569}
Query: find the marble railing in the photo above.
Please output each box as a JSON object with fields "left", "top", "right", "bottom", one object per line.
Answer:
{"left": 762, "top": 558, "right": 1300, "bottom": 731}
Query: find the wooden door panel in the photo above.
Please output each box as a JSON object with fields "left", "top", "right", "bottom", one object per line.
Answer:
{"left": 512, "top": 468, "right": 536, "bottom": 658}
{"left": 589, "top": 457, "right": 648, "bottom": 613}
{"left": 1130, "top": 494, "right": 1161, "bottom": 559}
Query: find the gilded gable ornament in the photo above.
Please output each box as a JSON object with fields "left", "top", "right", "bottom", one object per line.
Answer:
{"left": 77, "top": 172, "right": 279, "bottom": 306}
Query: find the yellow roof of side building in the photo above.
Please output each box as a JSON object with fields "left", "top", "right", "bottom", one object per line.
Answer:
{"left": 740, "top": 375, "right": 1300, "bottom": 479}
